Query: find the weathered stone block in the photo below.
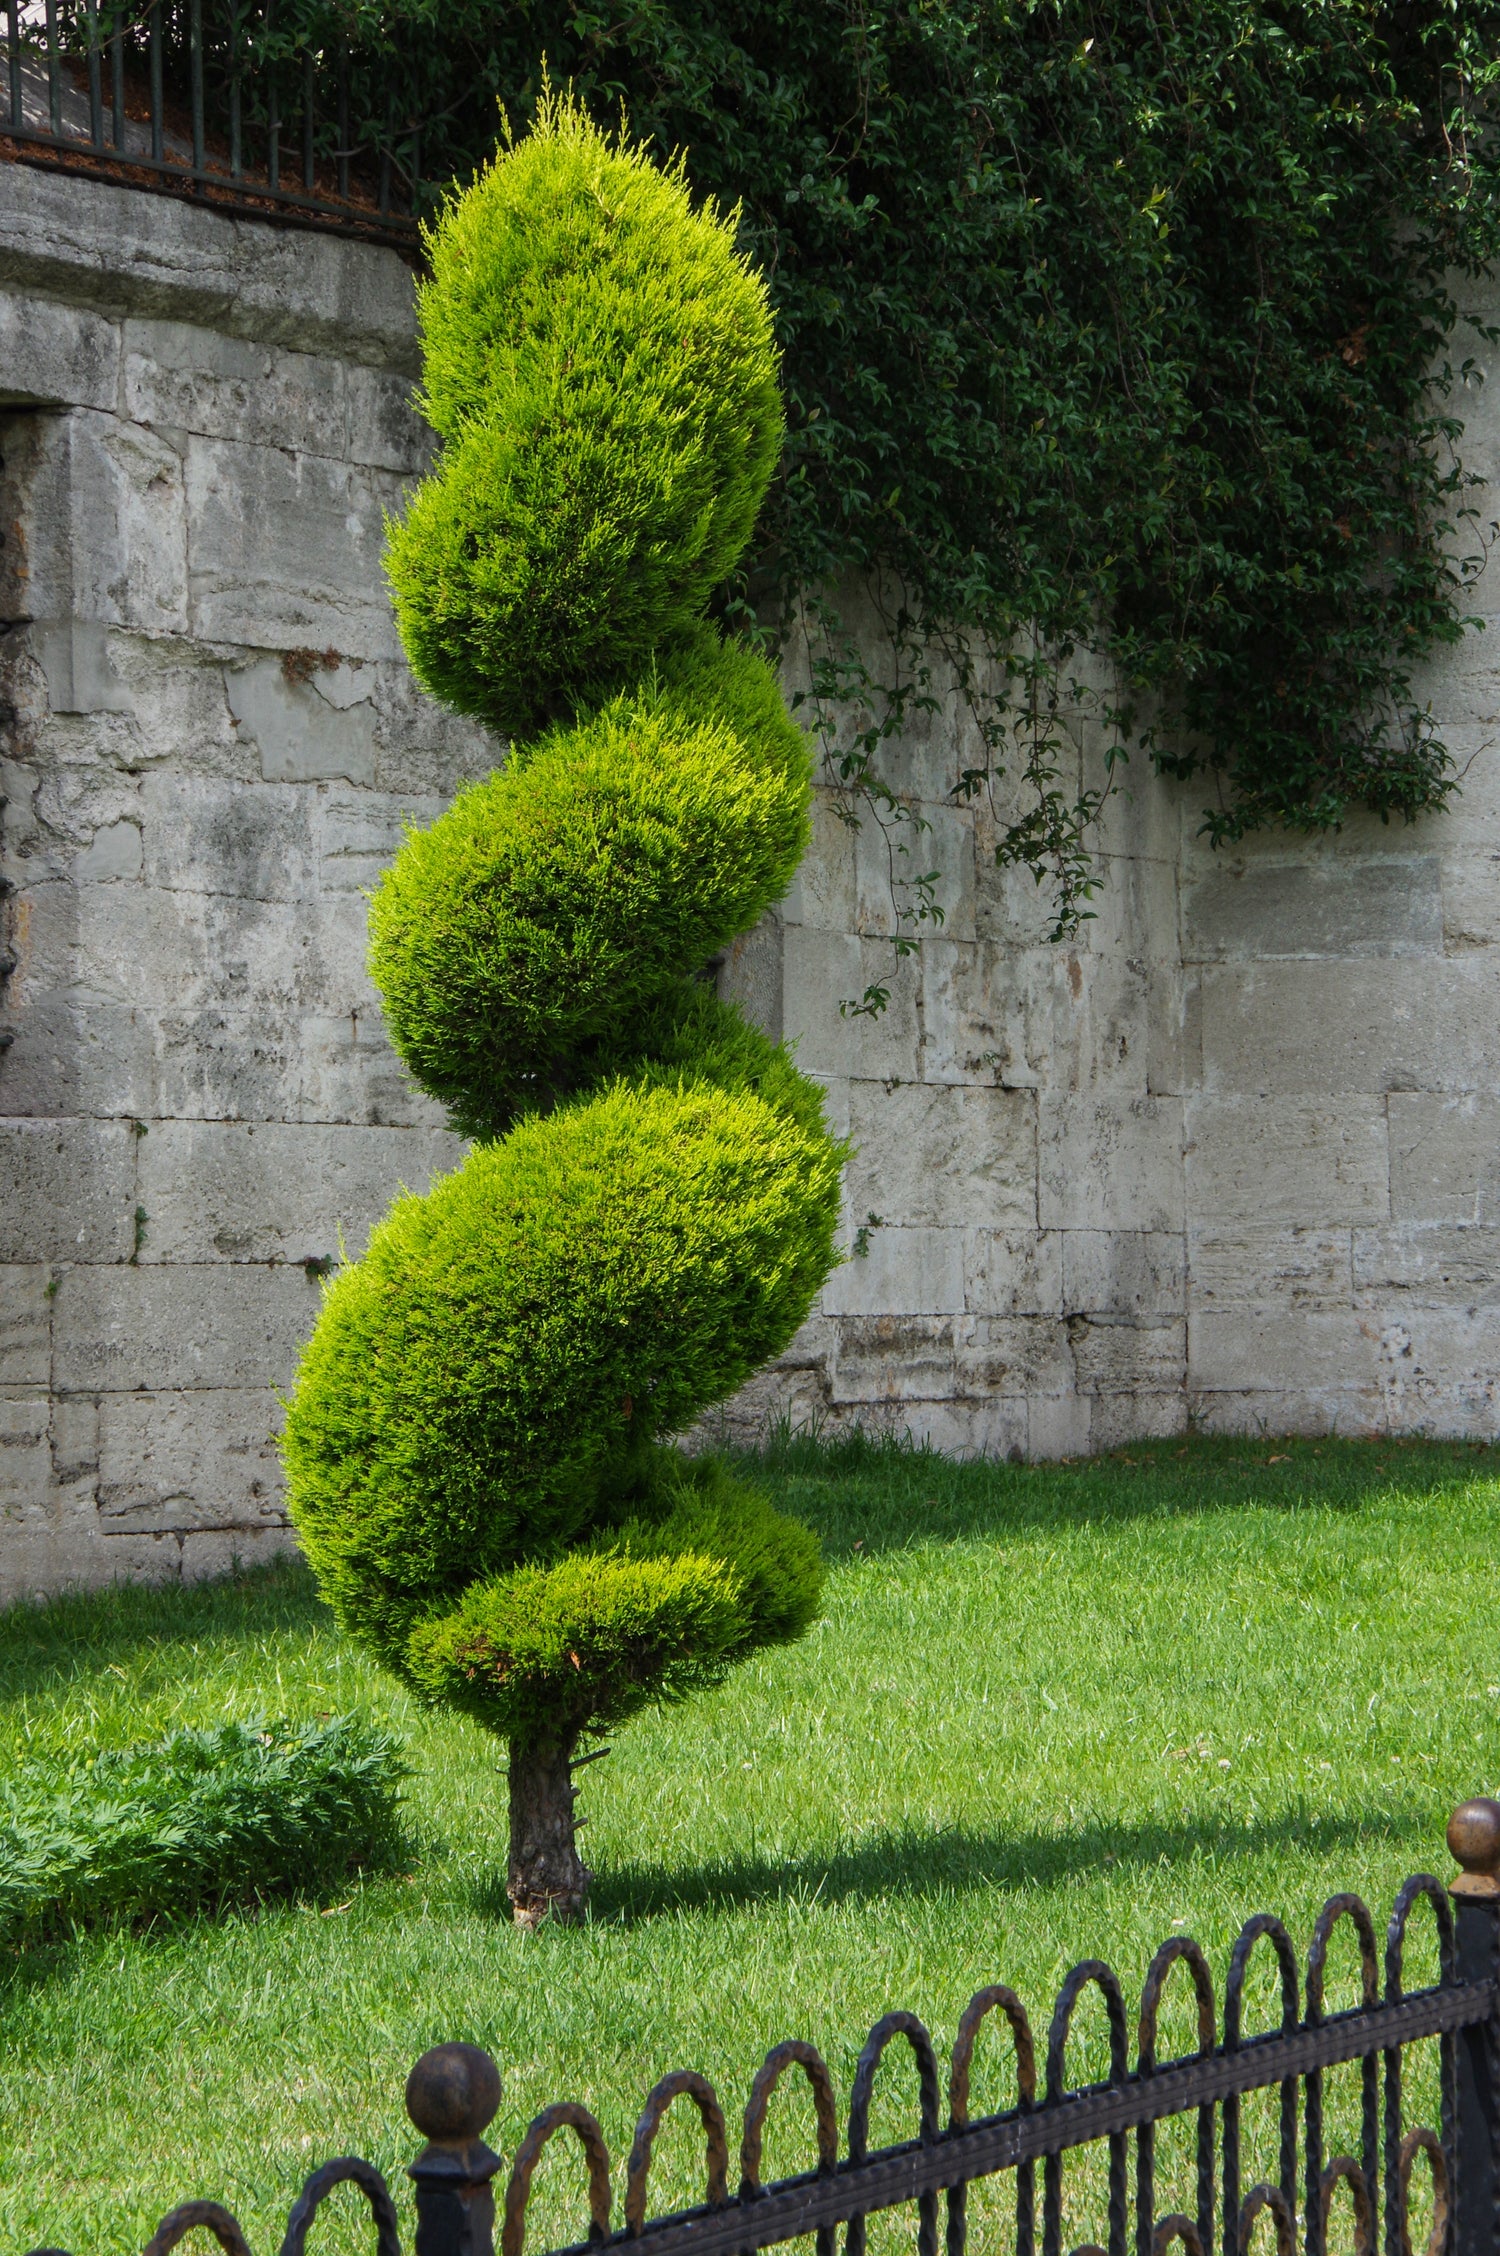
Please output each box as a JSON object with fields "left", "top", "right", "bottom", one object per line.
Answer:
{"left": 342, "top": 362, "right": 429, "bottom": 473}
{"left": 34, "top": 409, "right": 188, "bottom": 639}
{"left": 0, "top": 1268, "right": 51, "bottom": 1386}
{"left": 0, "top": 997, "right": 156, "bottom": 1120}
{"left": 1353, "top": 1223, "right": 1500, "bottom": 1299}
{"left": 904, "top": 1395, "right": 1029, "bottom": 1459}
{"left": 97, "top": 1388, "right": 285, "bottom": 1528}
{"left": 820, "top": 1225, "right": 965, "bottom": 1316}
{"left": 782, "top": 926, "right": 920, "bottom": 1080}
{"left": 53, "top": 1263, "right": 317, "bottom": 1391}
{"left": 316, "top": 788, "right": 447, "bottom": 896}
{"left": 1146, "top": 966, "right": 1202, "bottom": 1098}
{"left": 1062, "top": 1229, "right": 1185, "bottom": 1316}
{"left": 1184, "top": 1098, "right": 1388, "bottom": 1225}
{"left": 0, "top": 163, "right": 418, "bottom": 373}
{"left": 844, "top": 1080, "right": 1035, "bottom": 1229}
{"left": 779, "top": 789, "right": 857, "bottom": 933}
{"left": 1184, "top": 856, "right": 1442, "bottom": 961}
{"left": 717, "top": 914, "right": 784, "bottom": 1045}
{"left": 1027, "top": 1392, "right": 1093, "bottom": 1458}
{"left": 123, "top": 319, "right": 350, "bottom": 456}
{"left": 1188, "top": 1307, "right": 1381, "bottom": 1392}
{"left": 963, "top": 1227, "right": 1062, "bottom": 1316}
{"left": 74, "top": 819, "right": 142, "bottom": 882}
{"left": 0, "top": 1393, "right": 51, "bottom": 1516}
{"left": 1440, "top": 849, "right": 1500, "bottom": 952}
{"left": 1086, "top": 1392, "right": 1188, "bottom": 1447}
{"left": 185, "top": 434, "right": 407, "bottom": 657}
{"left": 1200, "top": 960, "right": 1500, "bottom": 1096}
{"left": 227, "top": 653, "right": 379, "bottom": 785}
{"left": 828, "top": 1315, "right": 959, "bottom": 1405}
{"left": 150, "top": 1003, "right": 435, "bottom": 1127}
{"left": 1069, "top": 1316, "right": 1185, "bottom": 1394}
{"left": 137, "top": 1118, "right": 462, "bottom": 1263}
{"left": 1037, "top": 1095, "right": 1184, "bottom": 1231}
{"left": 141, "top": 773, "right": 318, "bottom": 901}
{"left": 0, "top": 286, "right": 120, "bottom": 410}
{"left": 1189, "top": 1228, "right": 1353, "bottom": 1311}
{"left": 1389, "top": 1093, "right": 1500, "bottom": 1222}
{"left": 921, "top": 938, "right": 1040, "bottom": 1089}
{"left": 0, "top": 1117, "right": 136, "bottom": 1262}
{"left": 960, "top": 1315, "right": 1075, "bottom": 1395}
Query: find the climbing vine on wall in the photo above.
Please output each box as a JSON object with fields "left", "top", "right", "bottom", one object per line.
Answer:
{"left": 232, "top": 0, "right": 1500, "bottom": 931}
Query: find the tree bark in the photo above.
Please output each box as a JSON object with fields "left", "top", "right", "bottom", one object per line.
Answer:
{"left": 507, "top": 1732, "right": 590, "bottom": 1927}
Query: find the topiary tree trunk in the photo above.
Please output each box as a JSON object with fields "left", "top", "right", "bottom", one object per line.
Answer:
{"left": 279, "top": 93, "right": 846, "bottom": 1927}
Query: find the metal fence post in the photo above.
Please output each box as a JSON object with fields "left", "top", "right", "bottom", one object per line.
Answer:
{"left": 1449, "top": 1800, "right": 1500, "bottom": 2256}
{"left": 407, "top": 2043, "right": 504, "bottom": 2256}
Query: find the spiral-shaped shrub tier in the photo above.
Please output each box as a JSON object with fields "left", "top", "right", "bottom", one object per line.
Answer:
{"left": 280, "top": 99, "right": 846, "bottom": 1925}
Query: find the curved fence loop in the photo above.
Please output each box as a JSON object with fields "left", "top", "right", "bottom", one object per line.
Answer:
{"left": 1320, "top": 2157, "right": 1376, "bottom": 2256}
{"left": 1307, "top": 1896, "right": 1379, "bottom": 2019}
{"left": 848, "top": 2010, "right": 942, "bottom": 2160}
{"left": 1045, "top": 1959, "right": 1129, "bottom": 2100}
{"left": 847, "top": 2011, "right": 941, "bottom": 2256}
{"left": 277, "top": 2158, "right": 401, "bottom": 2256}
{"left": 625, "top": 2070, "right": 728, "bottom": 2237}
{"left": 501, "top": 2102, "right": 612, "bottom": 2256}
{"left": 1138, "top": 1938, "right": 1215, "bottom": 2073}
{"left": 1045, "top": 1962, "right": 1129, "bottom": 2256}
{"left": 739, "top": 2039, "right": 838, "bottom": 2194}
{"left": 1385, "top": 1877, "right": 1454, "bottom": 2000}
{"left": 1225, "top": 1914, "right": 1299, "bottom": 2043}
{"left": 949, "top": 1984, "right": 1037, "bottom": 2129}
{"left": 143, "top": 2205, "right": 254, "bottom": 2256}
{"left": 1396, "top": 2127, "right": 1449, "bottom": 2256}
{"left": 1151, "top": 2217, "right": 1205, "bottom": 2256}
{"left": 947, "top": 1987, "right": 1037, "bottom": 2256}
{"left": 1238, "top": 2185, "right": 1297, "bottom": 2256}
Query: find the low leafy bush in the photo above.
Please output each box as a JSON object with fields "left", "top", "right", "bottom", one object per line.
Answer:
{"left": 0, "top": 1715, "right": 407, "bottom": 1944}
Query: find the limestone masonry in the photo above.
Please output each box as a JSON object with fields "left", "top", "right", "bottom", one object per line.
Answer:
{"left": 4, "top": 163, "right": 1500, "bottom": 1601}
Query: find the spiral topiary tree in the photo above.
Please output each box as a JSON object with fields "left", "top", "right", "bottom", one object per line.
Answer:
{"left": 280, "top": 95, "right": 846, "bottom": 1927}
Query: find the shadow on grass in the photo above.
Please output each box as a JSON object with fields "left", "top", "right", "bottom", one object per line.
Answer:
{"left": 0, "top": 1554, "right": 326, "bottom": 1703}
{"left": 466, "top": 1799, "right": 1444, "bottom": 1933}
{"left": 736, "top": 1431, "right": 1497, "bottom": 1558}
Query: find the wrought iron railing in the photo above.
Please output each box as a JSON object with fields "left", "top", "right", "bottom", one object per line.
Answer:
{"left": 25, "top": 1796, "right": 1500, "bottom": 2256}
{"left": 0, "top": 1, "right": 424, "bottom": 244}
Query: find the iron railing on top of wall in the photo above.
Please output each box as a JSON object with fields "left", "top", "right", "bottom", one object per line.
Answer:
{"left": 20, "top": 1795, "right": 1500, "bottom": 2256}
{"left": 0, "top": 0, "right": 425, "bottom": 245}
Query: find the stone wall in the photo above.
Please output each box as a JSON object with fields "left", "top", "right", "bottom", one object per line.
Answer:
{"left": 0, "top": 166, "right": 493, "bottom": 1600}
{"left": 3, "top": 160, "right": 1499, "bottom": 1602}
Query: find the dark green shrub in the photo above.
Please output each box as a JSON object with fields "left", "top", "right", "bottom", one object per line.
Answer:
{"left": 284, "top": 96, "right": 844, "bottom": 1925}
{"left": 0, "top": 1716, "right": 407, "bottom": 1944}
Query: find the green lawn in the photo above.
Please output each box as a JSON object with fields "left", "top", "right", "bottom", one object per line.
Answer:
{"left": 0, "top": 1433, "right": 1491, "bottom": 2256}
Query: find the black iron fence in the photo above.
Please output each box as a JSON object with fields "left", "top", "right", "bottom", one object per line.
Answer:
{"left": 0, "top": 0, "right": 427, "bottom": 244}
{"left": 24, "top": 1797, "right": 1500, "bottom": 2256}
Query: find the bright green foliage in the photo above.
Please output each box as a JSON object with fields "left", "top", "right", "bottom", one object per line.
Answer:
{"left": 384, "top": 92, "right": 784, "bottom": 740}
{"left": 283, "top": 1082, "right": 842, "bottom": 1670}
{"left": 368, "top": 626, "right": 811, "bottom": 1135}
{"left": 284, "top": 99, "right": 840, "bottom": 1828}
{"left": 406, "top": 1458, "right": 822, "bottom": 1739}
{"left": 0, "top": 1716, "right": 406, "bottom": 1945}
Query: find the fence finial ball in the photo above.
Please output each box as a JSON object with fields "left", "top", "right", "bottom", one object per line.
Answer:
{"left": 406, "top": 2043, "right": 502, "bottom": 2143}
{"left": 1448, "top": 1798, "right": 1500, "bottom": 1892}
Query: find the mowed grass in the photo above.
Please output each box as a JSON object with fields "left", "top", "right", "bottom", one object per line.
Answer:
{"left": 0, "top": 1432, "right": 1493, "bottom": 2256}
